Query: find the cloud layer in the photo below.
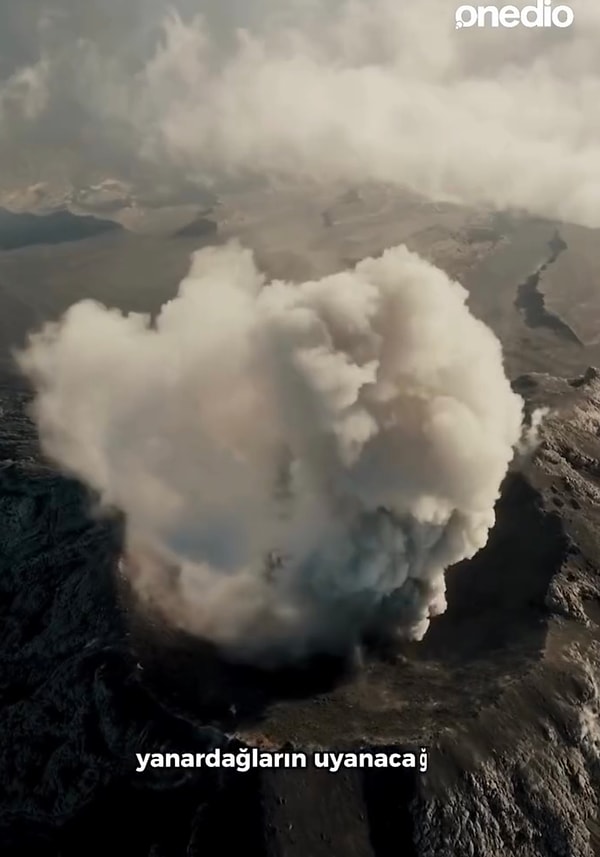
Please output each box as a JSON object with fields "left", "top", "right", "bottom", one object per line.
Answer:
{"left": 1, "top": 0, "right": 599, "bottom": 224}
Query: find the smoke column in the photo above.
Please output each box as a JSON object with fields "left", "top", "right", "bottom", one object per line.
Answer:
{"left": 18, "top": 242, "right": 525, "bottom": 664}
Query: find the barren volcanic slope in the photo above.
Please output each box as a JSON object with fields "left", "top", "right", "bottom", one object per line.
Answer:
{"left": 2, "top": 191, "right": 600, "bottom": 856}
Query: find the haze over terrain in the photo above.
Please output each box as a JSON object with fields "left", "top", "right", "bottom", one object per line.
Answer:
{"left": 0, "top": 0, "right": 599, "bottom": 227}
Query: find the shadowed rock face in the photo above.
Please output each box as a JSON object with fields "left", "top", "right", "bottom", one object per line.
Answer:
{"left": 2, "top": 367, "right": 600, "bottom": 857}
{"left": 0, "top": 208, "right": 121, "bottom": 250}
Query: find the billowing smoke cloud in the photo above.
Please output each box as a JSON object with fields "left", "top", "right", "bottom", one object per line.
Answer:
{"left": 1, "top": 0, "right": 600, "bottom": 225}
{"left": 18, "top": 242, "right": 525, "bottom": 664}
{"left": 6, "top": 1, "right": 566, "bottom": 664}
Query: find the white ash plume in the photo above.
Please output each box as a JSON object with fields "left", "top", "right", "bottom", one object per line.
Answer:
{"left": 18, "top": 241, "right": 524, "bottom": 664}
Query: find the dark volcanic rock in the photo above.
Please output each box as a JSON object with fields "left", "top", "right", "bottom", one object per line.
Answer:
{"left": 514, "top": 230, "right": 582, "bottom": 345}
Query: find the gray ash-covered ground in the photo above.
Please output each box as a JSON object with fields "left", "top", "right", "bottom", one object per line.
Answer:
{"left": 2, "top": 190, "right": 600, "bottom": 855}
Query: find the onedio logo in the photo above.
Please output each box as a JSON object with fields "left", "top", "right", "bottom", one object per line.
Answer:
{"left": 455, "top": 0, "right": 574, "bottom": 28}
